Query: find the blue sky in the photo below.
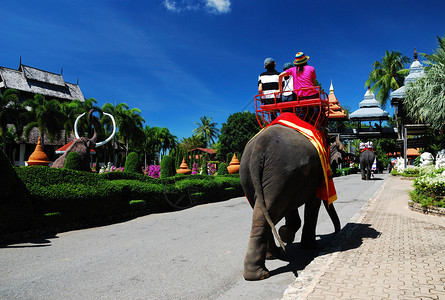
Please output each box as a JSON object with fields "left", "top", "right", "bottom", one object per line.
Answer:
{"left": 1, "top": 0, "right": 444, "bottom": 141}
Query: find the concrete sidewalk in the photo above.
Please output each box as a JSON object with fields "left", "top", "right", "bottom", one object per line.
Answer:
{"left": 283, "top": 176, "right": 445, "bottom": 300}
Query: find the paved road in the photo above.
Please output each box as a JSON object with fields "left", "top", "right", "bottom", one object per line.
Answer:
{"left": 283, "top": 175, "right": 445, "bottom": 300}
{"left": 1, "top": 172, "right": 389, "bottom": 299}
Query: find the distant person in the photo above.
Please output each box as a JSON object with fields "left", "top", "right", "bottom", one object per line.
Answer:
{"left": 281, "top": 62, "right": 295, "bottom": 102}
{"left": 258, "top": 57, "right": 281, "bottom": 105}
{"left": 278, "top": 52, "right": 318, "bottom": 99}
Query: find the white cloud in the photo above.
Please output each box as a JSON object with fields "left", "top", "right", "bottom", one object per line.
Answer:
{"left": 164, "top": 0, "right": 179, "bottom": 12}
{"left": 205, "top": 0, "right": 231, "bottom": 14}
{"left": 163, "top": 0, "right": 231, "bottom": 14}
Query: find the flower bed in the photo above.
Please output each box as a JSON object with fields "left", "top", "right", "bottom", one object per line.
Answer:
{"left": 409, "top": 166, "right": 445, "bottom": 208}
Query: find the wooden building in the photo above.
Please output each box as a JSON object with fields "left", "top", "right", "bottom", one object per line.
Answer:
{"left": 0, "top": 60, "right": 85, "bottom": 165}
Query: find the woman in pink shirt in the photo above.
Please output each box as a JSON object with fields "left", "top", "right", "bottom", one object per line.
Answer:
{"left": 278, "top": 52, "right": 319, "bottom": 99}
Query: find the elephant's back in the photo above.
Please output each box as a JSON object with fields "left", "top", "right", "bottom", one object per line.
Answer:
{"left": 240, "top": 124, "right": 321, "bottom": 175}
{"left": 256, "top": 125, "right": 319, "bottom": 157}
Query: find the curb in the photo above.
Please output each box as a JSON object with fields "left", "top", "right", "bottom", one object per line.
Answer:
{"left": 408, "top": 200, "right": 445, "bottom": 216}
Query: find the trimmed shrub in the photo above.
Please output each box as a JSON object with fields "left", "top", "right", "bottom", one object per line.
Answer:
{"left": 201, "top": 157, "right": 208, "bottom": 175}
{"left": 124, "top": 152, "right": 140, "bottom": 173}
{"left": 0, "top": 150, "right": 36, "bottom": 235}
{"left": 218, "top": 162, "right": 228, "bottom": 175}
{"left": 64, "top": 151, "right": 81, "bottom": 170}
{"left": 226, "top": 153, "right": 233, "bottom": 164}
{"left": 160, "top": 155, "right": 175, "bottom": 178}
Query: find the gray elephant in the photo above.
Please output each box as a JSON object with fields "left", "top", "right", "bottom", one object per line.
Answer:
{"left": 239, "top": 123, "right": 340, "bottom": 281}
{"left": 359, "top": 150, "right": 375, "bottom": 180}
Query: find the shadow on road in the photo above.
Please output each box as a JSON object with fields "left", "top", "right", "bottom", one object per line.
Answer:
{"left": 0, "top": 234, "right": 58, "bottom": 248}
{"left": 269, "top": 223, "right": 381, "bottom": 278}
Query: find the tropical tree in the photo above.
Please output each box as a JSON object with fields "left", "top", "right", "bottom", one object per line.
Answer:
{"left": 102, "top": 102, "right": 121, "bottom": 164}
{"left": 0, "top": 89, "right": 23, "bottom": 153}
{"left": 179, "top": 135, "right": 206, "bottom": 151}
{"left": 140, "top": 126, "right": 177, "bottom": 166}
{"left": 365, "top": 50, "right": 411, "bottom": 108}
{"left": 421, "top": 35, "right": 445, "bottom": 66}
{"left": 193, "top": 116, "right": 220, "bottom": 147}
{"left": 60, "top": 100, "right": 83, "bottom": 144}
{"left": 23, "top": 94, "right": 65, "bottom": 149}
{"left": 142, "top": 126, "right": 161, "bottom": 166}
{"left": 404, "top": 35, "right": 445, "bottom": 130}
{"left": 158, "top": 127, "right": 177, "bottom": 157}
{"left": 216, "top": 111, "right": 261, "bottom": 161}
{"left": 106, "top": 102, "right": 145, "bottom": 156}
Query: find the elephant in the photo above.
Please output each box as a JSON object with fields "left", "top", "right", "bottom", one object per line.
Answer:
{"left": 239, "top": 123, "right": 340, "bottom": 281}
{"left": 329, "top": 135, "right": 347, "bottom": 172}
{"left": 359, "top": 149, "right": 375, "bottom": 180}
{"left": 52, "top": 109, "right": 116, "bottom": 171}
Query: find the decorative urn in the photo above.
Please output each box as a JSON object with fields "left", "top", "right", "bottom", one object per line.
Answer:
{"left": 27, "top": 137, "right": 51, "bottom": 166}
{"left": 227, "top": 154, "right": 240, "bottom": 174}
{"left": 176, "top": 158, "right": 192, "bottom": 175}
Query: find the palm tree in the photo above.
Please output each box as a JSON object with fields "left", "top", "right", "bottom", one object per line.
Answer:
{"left": 421, "top": 35, "right": 445, "bottom": 66}
{"left": 193, "top": 116, "right": 220, "bottom": 147}
{"left": 142, "top": 126, "right": 162, "bottom": 166}
{"left": 0, "top": 89, "right": 23, "bottom": 153}
{"left": 159, "top": 127, "right": 177, "bottom": 158}
{"left": 60, "top": 100, "right": 83, "bottom": 144}
{"left": 365, "top": 50, "right": 411, "bottom": 108}
{"left": 23, "top": 94, "right": 65, "bottom": 149}
{"left": 105, "top": 102, "right": 145, "bottom": 156}
{"left": 405, "top": 36, "right": 445, "bottom": 130}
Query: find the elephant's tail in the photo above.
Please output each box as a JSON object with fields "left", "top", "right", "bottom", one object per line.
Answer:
{"left": 251, "top": 154, "right": 286, "bottom": 252}
{"left": 323, "top": 201, "right": 341, "bottom": 233}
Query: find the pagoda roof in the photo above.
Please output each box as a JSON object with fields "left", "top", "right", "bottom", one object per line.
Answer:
{"left": 350, "top": 88, "right": 389, "bottom": 121}
{"left": 327, "top": 81, "right": 347, "bottom": 119}
{"left": 0, "top": 63, "right": 85, "bottom": 102}
{"left": 390, "top": 49, "right": 425, "bottom": 100}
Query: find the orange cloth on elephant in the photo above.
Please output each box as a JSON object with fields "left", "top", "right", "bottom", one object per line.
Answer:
{"left": 268, "top": 112, "right": 337, "bottom": 205}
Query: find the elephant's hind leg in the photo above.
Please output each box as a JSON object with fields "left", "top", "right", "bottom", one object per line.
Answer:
{"left": 244, "top": 207, "right": 270, "bottom": 281}
{"left": 266, "top": 230, "right": 281, "bottom": 260}
{"left": 300, "top": 198, "right": 321, "bottom": 249}
{"left": 278, "top": 209, "right": 301, "bottom": 244}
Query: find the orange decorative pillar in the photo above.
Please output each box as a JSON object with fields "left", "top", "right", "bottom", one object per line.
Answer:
{"left": 227, "top": 154, "right": 240, "bottom": 174}
{"left": 27, "top": 137, "right": 50, "bottom": 166}
{"left": 176, "top": 158, "right": 191, "bottom": 175}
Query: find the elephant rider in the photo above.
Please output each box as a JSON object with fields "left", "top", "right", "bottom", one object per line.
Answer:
{"left": 258, "top": 57, "right": 281, "bottom": 105}
{"left": 278, "top": 52, "right": 318, "bottom": 100}
{"left": 278, "top": 52, "right": 320, "bottom": 124}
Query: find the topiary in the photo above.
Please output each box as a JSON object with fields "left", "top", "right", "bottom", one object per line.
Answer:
{"left": 0, "top": 149, "right": 36, "bottom": 235}
{"left": 218, "top": 162, "right": 228, "bottom": 175}
{"left": 160, "top": 155, "right": 176, "bottom": 178}
{"left": 64, "top": 151, "right": 82, "bottom": 170}
{"left": 226, "top": 153, "right": 233, "bottom": 164}
{"left": 124, "top": 152, "right": 141, "bottom": 173}
{"left": 201, "top": 156, "right": 208, "bottom": 175}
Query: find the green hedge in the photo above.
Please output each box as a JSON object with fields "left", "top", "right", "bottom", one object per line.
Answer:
{"left": 0, "top": 150, "right": 36, "bottom": 235}
{"left": 6, "top": 166, "right": 243, "bottom": 239}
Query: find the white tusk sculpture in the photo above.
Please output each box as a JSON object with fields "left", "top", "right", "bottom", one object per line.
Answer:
{"left": 74, "top": 112, "right": 86, "bottom": 139}
{"left": 73, "top": 112, "right": 116, "bottom": 147}
{"left": 96, "top": 112, "right": 116, "bottom": 147}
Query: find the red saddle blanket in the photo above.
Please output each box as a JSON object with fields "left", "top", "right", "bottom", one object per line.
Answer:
{"left": 268, "top": 113, "right": 337, "bottom": 205}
